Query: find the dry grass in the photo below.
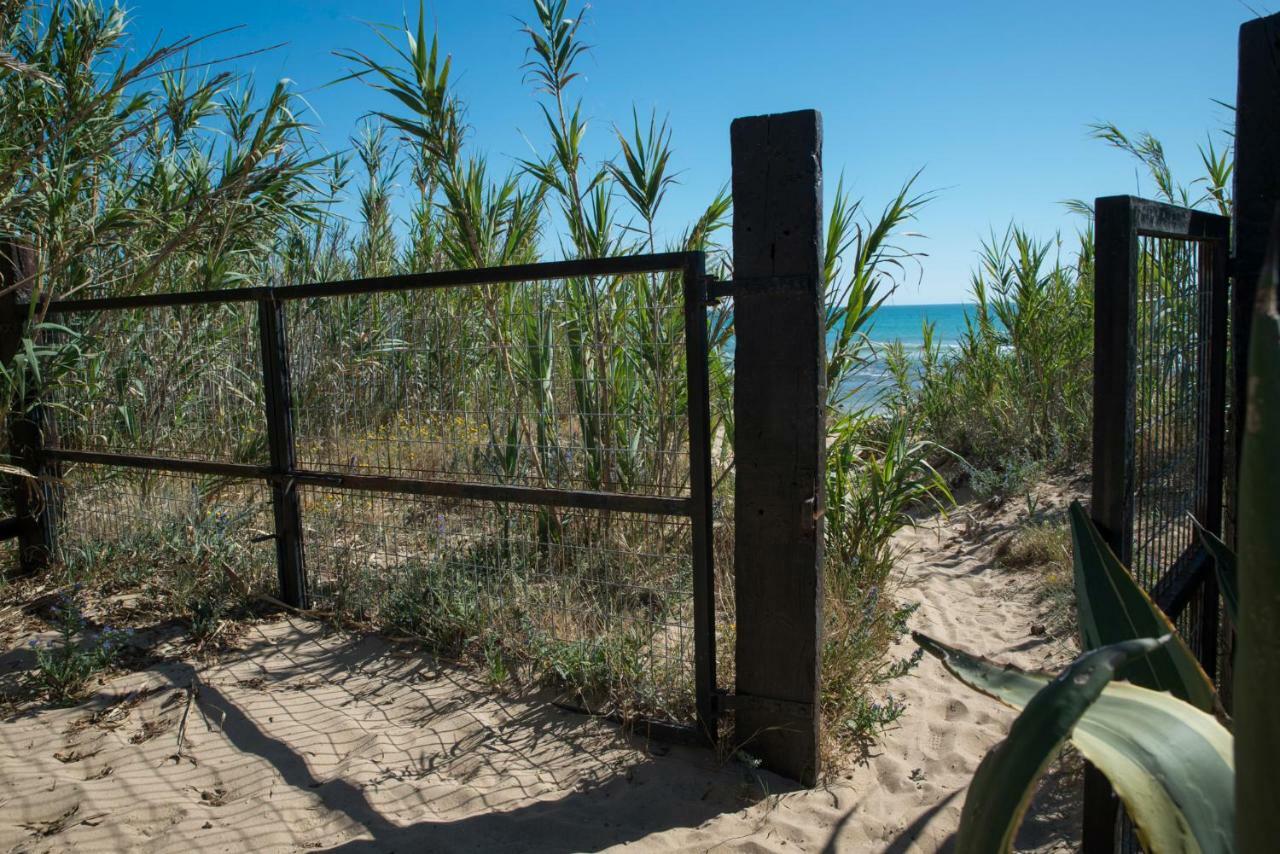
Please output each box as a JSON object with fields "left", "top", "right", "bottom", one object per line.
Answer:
{"left": 995, "top": 518, "right": 1075, "bottom": 638}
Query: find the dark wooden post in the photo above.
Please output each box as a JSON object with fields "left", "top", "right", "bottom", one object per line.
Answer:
{"left": 1, "top": 241, "right": 57, "bottom": 576}
{"left": 730, "top": 109, "right": 824, "bottom": 785}
{"left": 1232, "top": 12, "right": 1280, "bottom": 539}
{"left": 258, "top": 294, "right": 307, "bottom": 608}
{"left": 1083, "top": 195, "right": 1139, "bottom": 852}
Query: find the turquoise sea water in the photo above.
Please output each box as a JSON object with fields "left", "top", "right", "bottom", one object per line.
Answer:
{"left": 863, "top": 302, "right": 974, "bottom": 349}
{"left": 845, "top": 302, "right": 977, "bottom": 407}
{"left": 720, "top": 302, "right": 979, "bottom": 407}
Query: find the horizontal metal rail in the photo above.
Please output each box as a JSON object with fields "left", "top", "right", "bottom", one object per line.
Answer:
{"left": 1151, "top": 544, "right": 1210, "bottom": 618}
{"left": 46, "top": 252, "right": 702, "bottom": 315}
{"left": 45, "top": 448, "right": 270, "bottom": 479}
{"left": 43, "top": 448, "right": 692, "bottom": 517}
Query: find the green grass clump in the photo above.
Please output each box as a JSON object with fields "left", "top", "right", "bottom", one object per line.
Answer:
{"left": 995, "top": 517, "right": 1075, "bottom": 638}
{"left": 29, "top": 587, "right": 131, "bottom": 704}
{"left": 820, "top": 413, "right": 951, "bottom": 758}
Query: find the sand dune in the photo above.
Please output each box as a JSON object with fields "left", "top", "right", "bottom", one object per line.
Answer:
{"left": 0, "top": 486, "right": 1082, "bottom": 852}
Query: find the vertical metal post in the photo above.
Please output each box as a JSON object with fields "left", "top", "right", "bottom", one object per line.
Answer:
{"left": 730, "top": 109, "right": 825, "bottom": 785}
{"left": 258, "top": 294, "right": 307, "bottom": 608}
{"left": 1085, "top": 195, "right": 1138, "bottom": 852}
{"left": 682, "top": 252, "right": 717, "bottom": 742}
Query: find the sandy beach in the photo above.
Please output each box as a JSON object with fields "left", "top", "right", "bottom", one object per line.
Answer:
{"left": 0, "top": 485, "right": 1082, "bottom": 853}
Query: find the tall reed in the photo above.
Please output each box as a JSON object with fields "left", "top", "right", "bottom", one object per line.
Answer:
{"left": 2, "top": 0, "right": 954, "bottom": 754}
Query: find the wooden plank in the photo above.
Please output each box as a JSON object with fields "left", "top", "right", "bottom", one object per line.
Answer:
{"left": 1085, "top": 195, "right": 1138, "bottom": 852}
{"left": 1232, "top": 13, "right": 1280, "bottom": 539}
{"left": 1091, "top": 196, "right": 1139, "bottom": 565}
{"left": 730, "top": 109, "right": 824, "bottom": 785}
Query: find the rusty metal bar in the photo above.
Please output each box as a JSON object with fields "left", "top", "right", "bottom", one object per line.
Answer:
{"left": 289, "top": 470, "right": 692, "bottom": 516}
{"left": 682, "top": 253, "right": 718, "bottom": 741}
{"left": 46, "top": 253, "right": 701, "bottom": 315}
{"left": 41, "top": 448, "right": 692, "bottom": 517}
{"left": 44, "top": 448, "right": 271, "bottom": 479}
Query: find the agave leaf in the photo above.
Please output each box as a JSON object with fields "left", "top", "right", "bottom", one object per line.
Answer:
{"left": 1068, "top": 500, "right": 1217, "bottom": 711}
{"left": 1236, "top": 214, "right": 1280, "bottom": 851}
{"left": 915, "top": 633, "right": 1235, "bottom": 854}
{"left": 1194, "top": 520, "right": 1239, "bottom": 626}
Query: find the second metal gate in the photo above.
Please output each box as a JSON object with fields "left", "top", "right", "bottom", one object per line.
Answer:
{"left": 1089, "top": 195, "right": 1231, "bottom": 850}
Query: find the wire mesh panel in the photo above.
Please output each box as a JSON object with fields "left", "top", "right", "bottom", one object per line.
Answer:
{"left": 285, "top": 276, "right": 692, "bottom": 497}
{"left": 30, "top": 253, "right": 716, "bottom": 735}
{"left": 55, "top": 464, "right": 276, "bottom": 594}
{"left": 1091, "top": 197, "right": 1230, "bottom": 854}
{"left": 300, "top": 486, "right": 696, "bottom": 721}
{"left": 1131, "top": 235, "right": 1221, "bottom": 650}
{"left": 44, "top": 303, "right": 266, "bottom": 464}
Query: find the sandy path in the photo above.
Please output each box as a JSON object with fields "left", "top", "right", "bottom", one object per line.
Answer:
{"left": 0, "top": 489, "right": 1081, "bottom": 852}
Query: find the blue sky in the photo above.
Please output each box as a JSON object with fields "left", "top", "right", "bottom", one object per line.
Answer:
{"left": 124, "top": 1, "right": 1252, "bottom": 303}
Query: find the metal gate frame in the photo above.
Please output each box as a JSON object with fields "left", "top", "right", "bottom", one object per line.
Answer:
{"left": 1087, "top": 195, "right": 1230, "bottom": 850}
{"left": 3, "top": 251, "right": 720, "bottom": 742}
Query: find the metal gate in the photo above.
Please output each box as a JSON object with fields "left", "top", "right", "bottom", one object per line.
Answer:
{"left": 6, "top": 252, "right": 718, "bottom": 740}
{"left": 1088, "top": 195, "right": 1230, "bottom": 850}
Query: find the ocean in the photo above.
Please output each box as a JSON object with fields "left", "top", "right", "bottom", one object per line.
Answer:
{"left": 846, "top": 302, "right": 977, "bottom": 407}
{"left": 719, "top": 302, "right": 979, "bottom": 407}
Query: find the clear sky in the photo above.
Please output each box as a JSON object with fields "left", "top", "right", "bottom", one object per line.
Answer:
{"left": 121, "top": 1, "right": 1254, "bottom": 303}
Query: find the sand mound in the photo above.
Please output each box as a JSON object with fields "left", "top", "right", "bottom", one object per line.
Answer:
{"left": 0, "top": 485, "right": 1082, "bottom": 852}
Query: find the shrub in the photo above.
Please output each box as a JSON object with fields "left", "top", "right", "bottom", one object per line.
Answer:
{"left": 884, "top": 227, "right": 1094, "bottom": 475}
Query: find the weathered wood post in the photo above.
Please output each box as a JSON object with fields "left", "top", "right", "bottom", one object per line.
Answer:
{"left": 1231, "top": 10, "right": 1280, "bottom": 849}
{"left": 1, "top": 240, "right": 57, "bottom": 576}
{"left": 1232, "top": 12, "right": 1280, "bottom": 535}
{"left": 1083, "top": 195, "right": 1136, "bottom": 852}
{"left": 730, "top": 109, "right": 824, "bottom": 784}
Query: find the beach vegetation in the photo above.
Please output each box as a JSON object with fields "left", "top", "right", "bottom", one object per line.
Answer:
{"left": 0, "top": 0, "right": 958, "bottom": 761}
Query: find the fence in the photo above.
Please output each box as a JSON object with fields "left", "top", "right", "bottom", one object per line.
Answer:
{"left": 1, "top": 109, "right": 829, "bottom": 785}
{"left": 3, "top": 252, "right": 720, "bottom": 738}
{"left": 1089, "top": 196, "right": 1230, "bottom": 851}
